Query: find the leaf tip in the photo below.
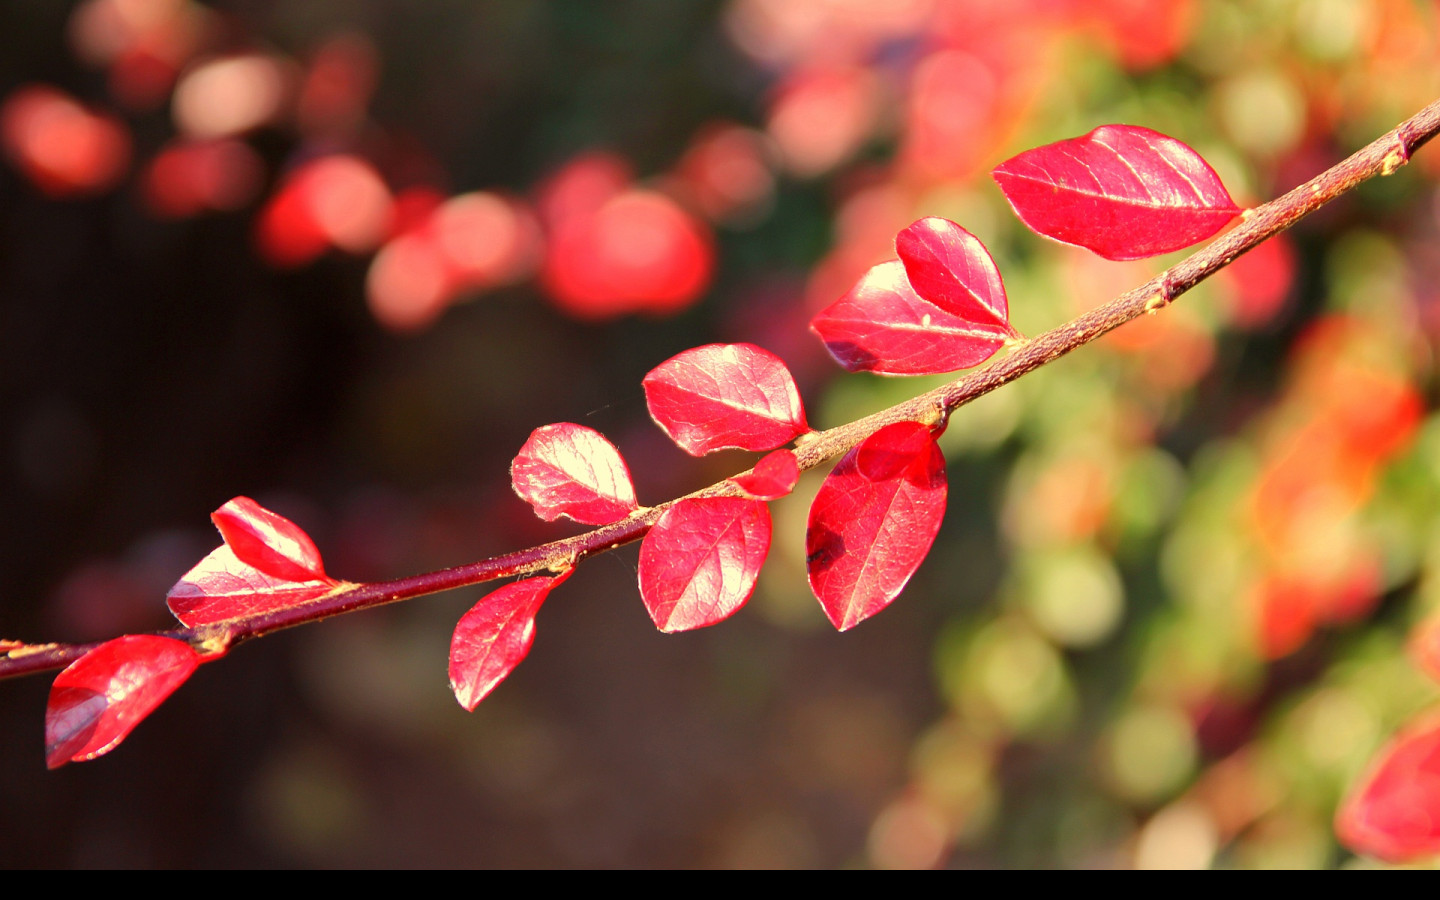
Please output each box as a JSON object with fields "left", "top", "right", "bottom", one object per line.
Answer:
{"left": 448, "top": 574, "right": 563, "bottom": 713}
{"left": 449, "top": 678, "right": 483, "bottom": 712}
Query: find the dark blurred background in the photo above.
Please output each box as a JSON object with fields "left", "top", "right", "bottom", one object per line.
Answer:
{"left": 2, "top": 0, "right": 1440, "bottom": 868}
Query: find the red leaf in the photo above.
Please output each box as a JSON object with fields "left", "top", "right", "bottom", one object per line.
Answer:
{"left": 806, "top": 421, "right": 947, "bottom": 630}
{"left": 212, "top": 496, "right": 328, "bottom": 583}
{"left": 992, "top": 124, "right": 1241, "bottom": 260}
{"left": 449, "top": 569, "right": 571, "bottom": 711}
{"left": 45, "top": 635, "right": 200, "bottom": 768}
{"left": 1336, "top": 712, "right": 1440, "bottom": 862}
{"left": 167, "top": 545, "right": 337, "bottom": 627}
{"left": 811, "top": 260, "right": 1008, "bottom": 375}
{"left": 643, "top": 343, "right": 808, "bottom": 455}
{"left": 895, "top": 217, "right": 1015, "bottom": 335}
{"left": 731, "top": 449, "right": 800, "bottom": 501}
{"left": 511, "top": 423, "right": 639, "bottom": 525}
{"left": 168, "top": 497, "right": 341, "bottom": 627}
{"left": 638, "top": 497, "right": 771, "bottom": 632}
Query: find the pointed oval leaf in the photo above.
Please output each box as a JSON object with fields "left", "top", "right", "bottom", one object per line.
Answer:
{"left": 811, "top": 261, "right": 1009, "bottom": 375}
{"left": 643, "top": 343, "right": 808, "bottom": 455}
{"left": 895, "top": 217, "right": 1014, "bottom": 334}
{"left": 806, "top": 421, "right": 947, "bottom": 630}
{"left": 992, "top": 124, "right": 1241, "bottom": 260}
{"left": 45, "top": 635, "right": 200, "bottom": 768}
{"left": 639, "top": 497, "right": 771, "bottom": 633}
{"left": 211, "top": 496, "right": 328, "bottom": 583}
{"left": 449, "top": 569, "right": 572, "bottom": 711}
{"left": 511, "top": 423, "right": 639, "bottom": 525}
{"left": 167, "top": 544, "right": 337, "bottom": 627}
{"left": 730, "top": 448, "right": 800, "bottom": 501}
{"left": 1336, "top": 712, "right": 1440, "bottom": 862}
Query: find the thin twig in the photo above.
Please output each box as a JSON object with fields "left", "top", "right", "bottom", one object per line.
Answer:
{"left": 6, "top": 96, "right": 1440, "bottom": 681}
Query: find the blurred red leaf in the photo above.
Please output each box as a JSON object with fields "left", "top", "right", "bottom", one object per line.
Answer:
{"left": 638, "top": 497, "right": 771, "bottom": 633}
{"left": 171, "top": 54, "right": 292, "bottom": 140}
{"left": 296, "top": 32, "right": 378, "bottom": 138}
{"left": 365, "top": 229, "right": 456, "bottom": 333}
{"left": 433, "top": 191, "right": 543, "bottom": 289}
{"left": 168, "top": 497, "right": 339, "bottom": 627}
{"left": 299, "top": 155, "right": 393, "bottom": 253}
{"left": 900, "top": 44, "right": 1045, "bottom": 183}
{"left": 811, "top": 260, "right": 1008, "bottom": 375}
{"left": 535, "top": 151, "right": 632, "bottom": 227}
{"left": 511, "top": 423, "right": 639, "bottom": 525}
{"left": 0, "top": 84, "right": 131, "bottom": 197}
{"left": 1336, "top": 712, "right": 1440, "bottom": 862}
{"left": 67, "top": 0, "right": 202, "bottom": 109}
{"left": 643, "top": 343, "right": 808, "bottom": 455}
{"left": 1073, "top": 0, "right": 1197, "bottom": 71}
{"left": 1409, "top": 615, "right": 1440, "bottom": 684}
{"left": 140, "top": 137, "right": 262, "bottom": 219}
{"left": 1218, "top": 224, "right": 1296, "bottom": 330}
{"left": 212, "top": 496, "right": 329, "bottom": 583}
{"left": 992, "top": 124, "right": 1240, "bottom": 260}
{"left": 255, "top": 154, "right": 393, "bottom": 267}
{"left": 255, "top": 174, "right": 327, "bottom": 268}
{"left": 731, "top": 449, "right": 800, "bottom": 501}
{"left": 1253, "top": 575, "right": 1317, "bottom": 661}
{"left": 896, "top": 216, "right": 1015, "bottom": 336}
{"left": 45, "top": 635, "right": 200, "bottom": 768}
{"left": 388, "top": 186, "right": 447, "bottom": 238}
{"left": 766, "top": 66, "right": 879, "bottom": 178}
{"left": 541, "top": 188, "right": 715, "bottom": 320}
{"left": 807, "top": 421, "right": 947, "bottom": 630}
{"left": 449, "top": 569, "right": 571, "bottom": 711}
{"left": 670, "top": 122, "right": 776, "bottom": 223}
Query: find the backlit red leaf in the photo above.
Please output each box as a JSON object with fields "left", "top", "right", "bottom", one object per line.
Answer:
{"left": 212, "top": 496, "right": 328, "bottom": 583}
{"left": 1336, "top": 712, "right": 1440, "bottom": 862}
{"left": 45, "top": 635, "right": 200, "bottom": 768}
{"left": 511, "top": 423, "right": 639, "bottom": 525}
{"left": 638, "top": 497, "right": 771, "bottom": 632}
{"left": 895, "top": 217, "right": 1015, "bottom": 335}
{"left": 806, "top": 421, "right": 947, "bottom": 631}
{"left": 730, "top": 449, "right": 800, "bottom": 501}
{"left": 167, "top": 545, "right": 338, "bottom": 627}
{"left": 811, "top": 260, "right": 1008, "bottom": 375}
{"left": 643, "top": 343, "right": 808, "bottom": 455}
{"left": 992, "top": 124, "right": 1241, "bottom": 260}
{"left": 167, "top": 497, "right": 341, "bottom": 627}
{"left": 449, "top": 569, "right": 571, "bottom": 711}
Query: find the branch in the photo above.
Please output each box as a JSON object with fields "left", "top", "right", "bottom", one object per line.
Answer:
{"left": 6, "top": 97, "right": 1440, "bottom": 682}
